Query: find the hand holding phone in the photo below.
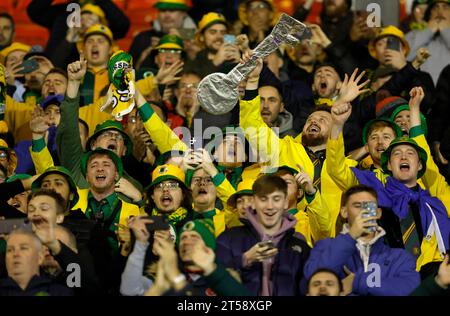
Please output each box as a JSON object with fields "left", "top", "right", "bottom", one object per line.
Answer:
{"left": 361, "top": 201, "right": 378, "bottom": 232}
{"left": 223, "top": 34, "right": 236, "bottom": 45}
{"left": 386, "top": 37, "right": 401, "bottom": 52}
{"left": 17, "top": 59, "right": 39, "bottom": 75}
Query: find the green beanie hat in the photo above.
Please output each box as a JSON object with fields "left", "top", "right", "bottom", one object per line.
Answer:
{"left": 178, "top": 219, "right": 216, "bottom": 250}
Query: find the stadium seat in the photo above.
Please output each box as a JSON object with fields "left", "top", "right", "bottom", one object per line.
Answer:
{"left": 14, "top": 23, "right": 49, "bottom": 48}
{"left": 0, "top": 0, "right": 14, "bottom": 14}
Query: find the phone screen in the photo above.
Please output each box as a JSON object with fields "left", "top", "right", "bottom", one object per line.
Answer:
{"left": 224, "top": 34, "right": 236, "bottom": 45}
{"left": 18, "top": 59, "right": 39, "bottom": 75}
{"left": 387, "top": 37, "right": 401, "bottom": 51}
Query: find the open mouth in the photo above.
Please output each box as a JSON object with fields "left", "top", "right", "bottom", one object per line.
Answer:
{"left": 198, "top": 188, "right": 208, "bottom": 195}
{"left": 307, "top": 124, "right": 321, "bottom": 134}
{"left": 31, "top": 216, "right": 46, "bottom": 226}
{"left": 91, "top": 48, "right": 99, "bottom": 59}
{"left": 376, "top": 146, "right": 385, "bottom": 153}
{"left": 399, "top": 162, "right": 410, "bottom": 171}
{"left": 261, "top": 111, "right": 271, "bottom": 117}
{"left": 107, "top": 143, "right": 117, "bottom": 151}
{"left": 95, "top": 175, "right": 107, "bottom": 182}
{"left": 160, "top": 195, "right": 173, "bottom": 206}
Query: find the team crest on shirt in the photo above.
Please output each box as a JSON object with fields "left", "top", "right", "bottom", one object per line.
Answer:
{"left": 159, "top": 166, "right": 168, "bottom": 174}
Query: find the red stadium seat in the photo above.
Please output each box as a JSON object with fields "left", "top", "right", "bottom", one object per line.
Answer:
{"left": 0, "top": 0, "right": 14, "bottom": 14}
{"left": 126, "top": 0, "right": 158, "bottom": 11}
{"left": 14, "top": 23, "right": 49, "bottom": 48}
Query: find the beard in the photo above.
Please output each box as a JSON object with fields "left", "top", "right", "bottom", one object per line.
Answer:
{"left": 302, "top": 133, "right": 327, "bottom": 147}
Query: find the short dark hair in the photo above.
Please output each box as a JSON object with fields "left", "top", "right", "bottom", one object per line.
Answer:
{"left": 313, "top": 63, "right": 343, "bottom": 80}
{"left": 340, "top": 185, "right": 378, "bottom": 207}
{"left": 307, "top": 268, "right": 343, "bottom": 293}
{"left": 253, "top": 174, "right": 287, "bottom": 197}
{"left": 28, "top": 189, "right": 66, "bottom": 215}
{"left": 45, "top": 68, "right": 68, "bottom": 81}
{"left": 259, "top": 83, "right": 283, "bottom": 99}
{"left": 0, "top": 13, "right": 15, "bottom": 31}
{"left": 312, "top": 104, "right": 332, "bottom": 114}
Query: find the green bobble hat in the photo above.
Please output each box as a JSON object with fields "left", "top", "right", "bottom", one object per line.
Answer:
{"left": 380, "top": 136, "right": 428, "bottom": 179}
{"left": 362, "top": 118, "right": 403, "bottom": 144}
{"left": 177, "top": 218, "right": 216, "bottom": 250}
{"left": 31, "top": 166, "right": 79, "bottom": 208}
{"left": 86, "top": 120, "right": 133, "bottom": 156}
{"left": 80, "top": 148, "right": 124, "bottom": 179}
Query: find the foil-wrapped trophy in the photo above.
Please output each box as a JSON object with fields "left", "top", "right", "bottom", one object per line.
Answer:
{"left": 197, "top": 14, "right": 311, "bottom": 115}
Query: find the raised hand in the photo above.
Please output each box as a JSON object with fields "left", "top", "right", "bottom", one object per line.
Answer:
{"left": 30, "top": 106, "right": 50, "bottom": 136}
{"left": 408, "top": 86, "right": 425, "bottom": 112}
{"left": 295, "top": 164, "right": 316, "bottom": 195}
{"left": 67, "top": 52, "right": 87, "bottom": 82}
{"left": 115, "top": 178, "right": 143, "bottom": 202}
{"left": 127, "top": 216, "right": 153, "bottom": 243}
{"left": 337, "top": 68, "right": 370, "bottom": 105}
{"left": 331, "top": 102, "right": 352, "bottom": 126}
{"left": 155, "top": 60, "right": 183, "bottom": 86}
{"left": 4, "top": 61, "right": 25, "bottom": 86}
{"left": 385, "top": 49, "right": 407, "bottom": 70}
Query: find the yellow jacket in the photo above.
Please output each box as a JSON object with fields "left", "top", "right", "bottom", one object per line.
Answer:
{"left": 239, "top": 95, "right": 347, "bottom": 236}
{"left": 326, "top": 131, "right": 444, "bottom": 271}
{"left": 4, "top": 95, "right": 35, "bottom": 142}
{"left": 295, "top": 191, "right": 332, "bottom": 248}
{"left": 73, "top": 188, "right": 142, "bottom": 227}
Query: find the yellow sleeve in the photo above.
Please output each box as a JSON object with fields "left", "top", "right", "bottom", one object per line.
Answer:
{"left": 413, "top": 134, "right": 450, "bottom": 216}
{"left": 4, "top": 96, "right": 35, "bottom": 139}
{"left": 136, "top": 75, "right": 156, "bottom": 97}
{"left": 304, "top": 191, "right": 332, "bottom": 243}
{"left": 140, "top": 102, "right": 188, "bottom": 154}
{"left": 29, "top": 145, "right": 54, "bottom": 174}
{"left": 326, "top": 132, "right": 360, "bottom": 191}
{"left": 293, "top": 210, "right": 313, "bottom": 248}
{"left": 239, "top": 95, "right": 281, "bottom": 164}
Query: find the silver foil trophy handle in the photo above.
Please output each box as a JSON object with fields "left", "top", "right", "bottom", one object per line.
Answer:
{"left": 197, "top": 14, "right": 310, "bottom": 115}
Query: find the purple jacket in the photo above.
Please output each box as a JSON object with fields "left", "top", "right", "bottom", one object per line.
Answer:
{"left": 215, "top": 218, "right": 311, "bottom": 296}
{"left": 304, "top": 233, "right": 421, "bottom": 296}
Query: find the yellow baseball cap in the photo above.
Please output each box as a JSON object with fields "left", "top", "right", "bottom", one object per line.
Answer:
{"left": 81, "top": 3, "right": 107, "bottom": 24}
{"left": 147, "top": 164, "right": 186, "bottom": 191}
{"left": 76, "top": 24, "right": 117, "bottom": 53}
{"left": 238, "top": 0, "right": 280, "bottom": 26}
{"left": 195, "top": 12, "right": 228, "bottom": 47}
{"left": 368, "top": 25, "right": 410, "bottom": 59}
{"left": 0, "top": 42, "right": 31, "bottom": 64}
{"left": 227, "top": 179, "right": 255, "bottom": 208}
